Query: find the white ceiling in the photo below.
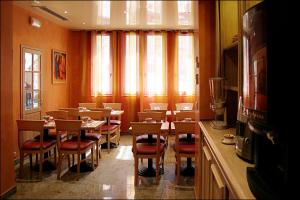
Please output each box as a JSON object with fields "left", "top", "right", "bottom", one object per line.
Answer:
{"left": 14, "top": 1, "right": 198, "bottom": 31}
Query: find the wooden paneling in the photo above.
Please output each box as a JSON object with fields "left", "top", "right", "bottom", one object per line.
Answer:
{"left": 198, "top": 0, "right": 215, "bottom": 120}
{"left": 0, "top": 1, "right": 16, "bottom": 197}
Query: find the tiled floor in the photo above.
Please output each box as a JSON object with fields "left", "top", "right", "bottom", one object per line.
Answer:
{"left": 10, "top": 135, "right": 195, "bottom": 199}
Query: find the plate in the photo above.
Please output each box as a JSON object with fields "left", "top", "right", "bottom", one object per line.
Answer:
{"left": 221, "top": 139, "right": 235, "bottom": 145}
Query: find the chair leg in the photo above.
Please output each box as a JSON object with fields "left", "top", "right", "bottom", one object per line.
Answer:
{"left": 96, "top": 141, "right": 99, "bottom": 166}
{"left": 107, "top": 134, "right": 110, "bottom": 153}
{"left": 91, "top": 146, "right": 94, "bottom": 170}
{"left": 54, "top": 147, "right": 57, "bottom": 167}
{"left": 39, "top": 152, "right": 44, "bottom": 179}
{"left": 134, "top": 156, "right": 138, "bottom": 186}
{"left": 35, "top": 153, "right": 38, "bottom": 166}
{"left": 72, "top": 155, "right": 75, "bottom": 166}
{"left": 19, "top": 152, "right": 24, "bottom": 178}
{"left": 176, "top": 155, "right": 181, "bottom": 185}
{"left": 156, "top": 156, "right": 160, "bottom": 184}
{"left": 76, "top": 153, "right": 80, "bottom": 181}
{"left": 29, "top": 154, "right": 33, "bottom": 169}
{"left": 57, "top": 152, "right": 62, "bottom": 180}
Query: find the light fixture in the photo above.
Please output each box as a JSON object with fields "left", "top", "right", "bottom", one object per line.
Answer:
{"left": 30, "top": 17, "right": 41, "bottom": 28}
{"left": 64, "top": 10, "right": 68, "bottom": 14}
{"left": 82, "top": 22, "right": 86, "bottom": 25}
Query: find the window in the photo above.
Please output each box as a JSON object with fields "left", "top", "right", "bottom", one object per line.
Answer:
{"left": 177, "top": 1, "right": 193, "bottom": 26}
{"left": 178, "top": 34, "right": 195, "bottom": 95}
{"left": 146, "top": 1, "right": 162, "bottom": 25}
{"left": 92, "top": 34, "right": 112, "bottom": 95}
{"left": 97, "top": 1, "right": 110, "bottom": 25}
{"left": 145, "top": 34, "right": 166, "bottom": 96}
{"left": 124, "top": 33, "right": 139, "bottom": 95}
{"left": 126, "top": 1, "right": 140, "bottom": 25}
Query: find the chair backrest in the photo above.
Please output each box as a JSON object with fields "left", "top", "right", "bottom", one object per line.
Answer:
{"left": 175, "top": 111, "right": 196, "bottom": 121}
{"left": 175, "top": 103, "right": 193, "bottom": 111}
{"left": 79, "top": 111, "right": 104, "bottom": 120}
{"left": 149, "top": 103, "right": 168, "bottom": 110}
{"left": 55, "top": 119, "right": 82, "bottom": 136}
{"left": 131, "top": 122, "right": 162, "bottom": 154}
{"left": 138, "top": 112, "right": 164, "bottom": 122}
{"left": 144, "top": 109, "right": 167, "bottom": 121}
{"left": 174, "top": 121, "right": 196, "bottom": 149}
{"left": 89, "top": 108, "right": 112, "bottom": 124}
{"left": 103, "top": 103, "right": 122, "bottom": 110}
{"left": 46, "top": 110, "right": 68, "bottom": 120}
{"left": 16, "top": 120, "right": 45, "bottom": 149}
{"left": 59, "top": 108, "right": 79, "bottom": 120}
{"left": 78, "top": 102, "right": 97, "bottom": 109}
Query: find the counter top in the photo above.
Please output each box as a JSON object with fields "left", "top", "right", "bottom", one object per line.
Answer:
{"left": 199, "top": 121, "right": 255, "bottom": 199}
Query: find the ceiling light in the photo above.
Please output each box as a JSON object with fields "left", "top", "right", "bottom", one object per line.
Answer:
{"left": 82, "top": 22, "right": 86, "bottom": 25}
{"left": 64, "top": 10, "right": 68, "bottom": 14}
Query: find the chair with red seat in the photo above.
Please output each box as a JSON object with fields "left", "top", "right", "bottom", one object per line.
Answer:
{"left": 79, "top": 111, "right": 104, "bottom": 165}
{"left": 55, "top": 120, "right": 95, "bottom": 180}
{"left": 175, "top": 111, "right": 197, "bottom": 142}
{"left": 131, "top": 122, "right": 164, "bottom": 186}
{"left": 90, "top": 108, "right": 119, "bottom": 153}
{"left": 173, "top": 121, "right": 196, "bottom": 184}
{"left": 17, "top": 120, "right": 57, "bottom": 179}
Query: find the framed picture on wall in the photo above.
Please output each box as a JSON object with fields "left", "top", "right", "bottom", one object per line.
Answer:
{"left": 52, "top": 49, "right": 67, "bottom": 84}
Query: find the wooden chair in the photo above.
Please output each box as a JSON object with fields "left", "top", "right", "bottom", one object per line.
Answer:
{"left": 45, "top": 110, "right": 69, "bottom": 140}
{"left": 175, "top": 103, "right": 193, "bottom": 111}
{"left": 78, "top": 102, "right": 97, "bottom": 109}
{"left": 103, "top": 102, "right": 122, "bottom": 110}
{"left": 59, "top": 108, "right": 79, "bottom": 120}
{"left": 55, "top": 120, "right": 95, "bottom": 180}
{"left": 173, "top": 121, "right": 196, "bottom": 184}
{"left": 149, "top": 103, "right": 168, "bottom": 110}
{"left": 175, "top": 111, "right": 196, "bottom": 142}
{"left": 89, "top": 108, "right": 119, "bottom": 153}
{"left": 131, "top": 122, "right": 164, "bottom": 186}
{"left": 17, "top": 120, "right": 57, "bottom": 179}
{"left": 102, "top": 103, "right": 122, "bottom": 127}
{"left": 79, "top": 111, "right": 104, "bottom": 165}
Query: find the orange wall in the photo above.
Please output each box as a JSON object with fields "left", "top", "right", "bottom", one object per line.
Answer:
{"left": 1, "top": 1, "right": 16, "bottom": 197}
{"left": 12, "top": 5, "right": 73, "bottom": 157}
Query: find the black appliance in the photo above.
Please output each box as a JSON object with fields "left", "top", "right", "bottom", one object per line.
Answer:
{"left": 235, "top": 120, "right": 254, "bottom": 163}
{"left": 242, "top": 1, "right": 288, "bottom": 199}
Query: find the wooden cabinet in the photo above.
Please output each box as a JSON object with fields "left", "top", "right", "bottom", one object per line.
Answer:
{"left": 196, "top": 121, "right": 255, "bottom": 199}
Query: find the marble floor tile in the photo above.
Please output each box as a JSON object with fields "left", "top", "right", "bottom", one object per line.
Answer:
{"left": 9, "top": 135, "right": 195, "bottom": 199}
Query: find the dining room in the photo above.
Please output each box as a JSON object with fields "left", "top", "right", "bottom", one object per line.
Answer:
{"left": 1, "top": 0, "right": 289, "bottom": 199}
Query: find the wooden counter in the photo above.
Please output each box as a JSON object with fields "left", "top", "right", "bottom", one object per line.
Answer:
{"left": 196, "top": 121, "right": 255, "bottom": 199}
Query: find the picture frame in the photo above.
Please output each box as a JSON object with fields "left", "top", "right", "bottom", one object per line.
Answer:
{"left": 52, "top": 49, "right": 67, "bottom": 84}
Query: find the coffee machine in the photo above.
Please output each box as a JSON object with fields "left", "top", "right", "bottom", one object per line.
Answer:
{"left": 235, "top": 97, "right": 254, "bottom": 163}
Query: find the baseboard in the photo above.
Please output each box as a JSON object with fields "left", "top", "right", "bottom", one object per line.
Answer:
{"left": 0, "top": 186, "right": 17, "bottom": 199}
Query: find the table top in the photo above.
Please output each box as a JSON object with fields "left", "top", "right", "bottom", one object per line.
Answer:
{"left": 44, "top": 120, "right": 105, "bottom": 130}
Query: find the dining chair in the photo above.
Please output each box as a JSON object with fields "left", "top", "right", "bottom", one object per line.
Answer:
{"left": 102, "top": 103, "right": 122, "bottom": 126}
{"left": 131, "top": 122, "right": 164, "bottom": 186}
{"left": 55, "top": 120, "right": 95, "bottom": 180}
{"left": 149, "top": 103, "right": 168, "bottom": 110}
{"left": 89, "top": 108, "right": 119, "bottom": 153}
{"left": 79, "top": 111, "right": 105, "bottom": 165}
{"left": 44, "top": 110, "right": 69, "bottom": 140}
{"left": 175, "top": 111, "right": 196, "bottom": 142}
{"left": 59, "top": 108, "right": 79, "bottom": 120}
{"left": 175, "top": 103, "right": 194, "bottom": 111}
{"left": 17, "top": 120, "right": 57, "bottom": 179}
{"left": 173, "top": 121, "right": 196, "bottom": 184}
{"left": 78, "top": 102, "right": 97, "bottom": 109}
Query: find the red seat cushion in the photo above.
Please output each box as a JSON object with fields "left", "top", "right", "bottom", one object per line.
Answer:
{"left": 136, "top": 134, "right": 165, "bottom": 143}
{"left": 21, "top": 139, "right": 56, "bottom": 150}
{"left": 135, "top": 143, "right": 165, "bottom": 155}
{"left": 102, "top": 125, "right": 119, "bottom": 132}
{"left": 173, "top": 143, "right": 195, "bottom": 154}
{"left": 110, "top": 120, "right": 121, "bottom": 125}
{"left": 84, "top": 132, "right": 102, "bottom": 141}
{"left": 60, "top": 140, "right": 94, "bottom": 151}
